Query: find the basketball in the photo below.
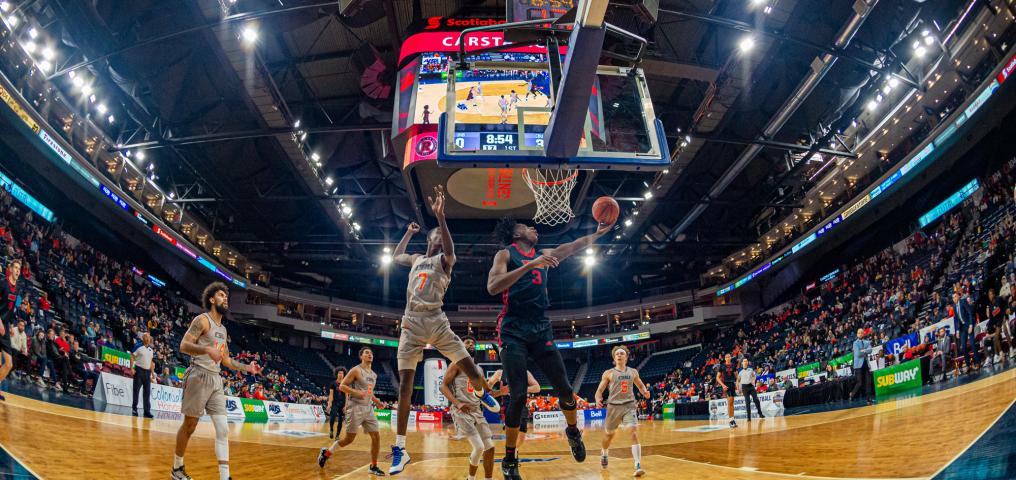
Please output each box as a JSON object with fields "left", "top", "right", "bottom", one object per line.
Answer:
{"left": 592, "top": 196, "right": 620, "bottom": 225}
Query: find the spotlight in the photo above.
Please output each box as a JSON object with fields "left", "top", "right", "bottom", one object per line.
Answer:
{"left": 0, "top": 3, "right": 10, "bottom": 13}
{"left": 383, "top": 246, "right": 391, "bottom": 253}
{"left": 866, "top": 100, "right": 878, "bottom": 111}
{"left": 37, "top": 60, "right": 51, "bottom": 72}
{"left": 107, "top": 114, "right": 115, "bottom": 124}
{"left": 923, "top": 34, "right": 935, "bottom": 46}
{"left": 325, "top": 176, "right": 334, "bottom": 186}
{"left": 888, "top": 77, "right": 900, "bottom": 89}
{"left": 353, "top": 223, "right": 361, "bottom": 231}
{"left": 341, "top": 205, "right": 352, "bottom": 216}
{"left": 914, "top": 45, "right": 927, "bottom": 58}
{"left": 643, "top": 191, "right": 653, "bottom": 200}
{"left": 6, "top": 15, "right": 18, "bottom": 27}
{"left": 240, "top": 25, "right": 258, "bottom": 45}
{"left": 135, "top": 150, "right": 146, "bottom": 161}
{"left": 294, "top": 119, "right": 301, "bottom": 128}
{"left": 311, "top": 152, "right": 320, "bottom": 161}
{"left": 88, "top": 94, "right": 96, "bottom": 103}
{"left": 72, "top": 76, "right": 84, "bottom": 88}
{"left": 738, "top": 35, "right": 755, "bottom": 53}
{"left": 41, "top": 46, "right": 54, "bottom": 60}
{"left": 22, "top": 41, "right": 35, "bottom": 53}
{"left": 96, "top": 103, "right": 108, "bottom": 114}
{"left": 583, "top": 256, "right": 596, "bottom": 267}
{"left": 624, "top": 219, "right": 633, "bottom": 227}
{"left": 300, "top": 132, "right": 307, "bottom": 141}
{"left": 27, "top": 27, "right": 37, "bottom": 39}
{"left": 81, "top": 84, "right": 93, "bottom": 96}
{"left": 381, "top": 254, "right": 392, "bottom": 266}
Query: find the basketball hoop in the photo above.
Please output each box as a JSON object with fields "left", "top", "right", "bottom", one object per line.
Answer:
{"left": 522, "top": 168, "right": 579, "bottom": 226}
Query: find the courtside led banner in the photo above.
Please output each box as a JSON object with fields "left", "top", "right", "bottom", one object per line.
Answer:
{"left": 873, "top": 358, "right": 922, "bottom": 398}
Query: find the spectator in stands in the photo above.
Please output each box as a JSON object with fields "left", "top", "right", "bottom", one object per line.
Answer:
{"left": 50, "top": 328, "right": 71, "bottom": 391}
{"left": 929, "top": 327, "right": 952, "bottom": 383}
{"left": 31, "top": 330, "right": 48, "bottom": 386}
{"left": 952, "top": 292, "right": 980, "bottom": 370}
{"left": 850, "top": 328, "right": 874, "bottom": 404}
{"left": 10, "top": 320, "right": 27, "bottom": 375}
{"left": 982, "top": 290, "right": 1011, "bottom": 365}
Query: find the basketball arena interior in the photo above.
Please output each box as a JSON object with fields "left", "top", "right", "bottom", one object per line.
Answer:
{"left": 1, "top": 0, "right": 1016, "bottom": 479}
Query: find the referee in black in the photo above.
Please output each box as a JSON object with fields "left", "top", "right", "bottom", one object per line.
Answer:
{"left": 326, "top": 367, "right": 347, "bottom": 439}
{"left": 737, "top": 358, "right": 765, "bottom": 421}
{"left": 131, "top": 333, "right": 154, "bottom": 418}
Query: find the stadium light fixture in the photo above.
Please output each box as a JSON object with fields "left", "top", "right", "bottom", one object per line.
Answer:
{"left": 27, "top": 27, "right": 36, "bottom": 39}
{"left": 624, "top": 219, "right": 633, "bottom": 227}
{"left": 107, "top": 115, "right": 115, "bottom": 124}
{"left": 0, "top": 3, "right": 10, "bottom": 13}
{"left": 6, "top": 15, "right": 18, "bottom": 27}
{"left": 381, "top": 254, "right": 392, "bottom": 266}
{"left": 325, "top": 176, "right": 334, "bottom": 186}
{"left": 643, "top": 191, "right": 653, "bottom": 200}
{"left": 81, "top": 84, "right": 93, "bottom": 96}
{"left": 311, "top": 152, "right": 320, "bottom": 161}
{"left": 583, "top": 256, "right": 596, "bottom": 267}
{"left": 738, "top": 35, "right": 755, "bottom": 53}
{"left": 41, "top": 46, "right": 54, "bottom": 60}
{"left": 96, "top": 103, "right": 108, "bottom": 114}
{"left": 383, "top": 246, "right": 391, "bottom": 253}
{"left": 293, "top": 119, "right": 301, "bottom": 128}
{"left": 135, "top": 150, "right": 146, "bottom": 161}
{"left": 888, "top": 77, "right": 900, "bottom": 89}
{"left": 37, "top": 60, "right": 51, "bottom": 72}
{"left": 240, "top": 25, "right": 258, "bottom": 46}
{"left": 22, "top": 41, "right": 35, "bottom": 53}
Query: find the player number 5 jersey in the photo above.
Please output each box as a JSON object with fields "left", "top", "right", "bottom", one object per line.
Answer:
{"left": 406, "top": 253, "right": 450, "bottom": 314}
{"left": 608, "top": 367, "right": 636, "bottom": 405}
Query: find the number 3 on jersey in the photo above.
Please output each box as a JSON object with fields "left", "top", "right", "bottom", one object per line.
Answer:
{"left": 531, "top": 269, "right": 542, "bottom": 285}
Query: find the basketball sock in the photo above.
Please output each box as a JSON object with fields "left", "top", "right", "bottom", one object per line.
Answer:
{"left": 631, "top": 444, "right": 642, "bottom": 468}
{"left": 173, "top": 455, "right": 184, "bottom": 469}
{"left": 329, "top": 440, "right": 340, "bottom": 451}
{"left": 218, "top": 464, "right": 229, "bottom": 480}
{"left": 505, "top": 447, "right": 517, "bottom": 460}
{"left": 601, "top": 448, "right": 608, "bottom": 457}
{"left": 468, "top": 476, "right": 476, "bottom": 480}
{"left": 395, "top": 434, "right": 406, "bottom": 448}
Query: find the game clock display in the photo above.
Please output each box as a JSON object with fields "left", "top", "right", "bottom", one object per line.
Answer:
{"left": 453, "top": 131, "right": 545, "bottom": 151}
{"left": 509, "top": 0, "right": 576, "bottom": 24}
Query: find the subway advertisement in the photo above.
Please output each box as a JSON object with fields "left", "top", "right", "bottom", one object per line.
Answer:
{"left": 873, "top": 358, "right": 922, "bottom": 398}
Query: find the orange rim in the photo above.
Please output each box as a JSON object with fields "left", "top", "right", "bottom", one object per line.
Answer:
{"left": 523, "top": 169, "right": 579, "bottom": 187}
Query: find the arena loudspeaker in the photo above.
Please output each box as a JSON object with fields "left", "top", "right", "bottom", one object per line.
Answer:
{"left": 607, "top": 0, "right": 659, "bottom": 25}
{"left": 338, "top": 0, "right": 386, "bottom": 28}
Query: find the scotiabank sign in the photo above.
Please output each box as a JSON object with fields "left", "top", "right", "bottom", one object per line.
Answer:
{"left": 423, "top": 17, "right": 507, "bottom": 30}
{"left": 999, "top": 53, "right": 1016, "bottom": 85}
{"left": 399, "top": 17, "right": 567, "bottom": 65}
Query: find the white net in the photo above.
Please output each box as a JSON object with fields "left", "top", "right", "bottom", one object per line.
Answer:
{"left": 522, "top": 168, "right": 579, "bottom": 226}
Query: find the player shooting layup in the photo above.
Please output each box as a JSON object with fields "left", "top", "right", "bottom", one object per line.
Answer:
{"left": 171, "top": 282, "right": 264, "bottom": 480}
{"left": 388, "top": 185, "right": 499, "bottom": 475}
{"left": 594, "top": 345, "right": 650, "bottom": 477}
{"left": 487, "top": 217, "right": 613, "bottom": 479}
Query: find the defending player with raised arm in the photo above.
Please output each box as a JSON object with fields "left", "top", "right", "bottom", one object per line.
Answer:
{"left": 486, "top": 217, "right": 613, "bottom": 480}
{"left": 387, "top": 185, "right": 500, "bottom": 475}
{"left": 172, "top": 282, "right": 264, "bottom": 480}
{"left": 487, "top": 368, "right": 540, "bottom": 453}
{"left": 594, "top": 345, "right": 651, "bottom": 477}
{"left": 318, "top": 347, "right": 387, "bottom": 475}
{"left": 440, "top": 337, "right": 500, "bottom": 480}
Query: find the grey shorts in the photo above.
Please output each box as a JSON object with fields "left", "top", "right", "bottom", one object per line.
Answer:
{"left": 451, "top": 406, "right": 492, "bottom": 438}
{"left": 605, "top": 402, "right": 638, "bottom": 432}
{"left": 397, "top": 311, "right": 470, "bottom": 371}
{"left": 181, "top": 366, "right": 226, "bottom": 418}
{"left": 344, "top": 404, "right": 380, "bottom": 434}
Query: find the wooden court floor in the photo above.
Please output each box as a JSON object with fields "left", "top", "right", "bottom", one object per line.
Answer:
{"left": 1, "top": 367, "right": 1014, "bottom": 480}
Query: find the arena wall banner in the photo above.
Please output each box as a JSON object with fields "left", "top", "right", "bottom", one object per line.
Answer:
{"left": 919, "top": 317, "right": 955, "bottom": 343}
{"left": 828, "top": 353, "right": 853, "bottom": 368}
{"left": 312, "top": 405, "right": 326, "bottom": 423}
{"left": 662, "top": 403, "right": 675, "bottom": 420}
{"left": 100, "top": 346, "right": 132, "bottom": 368}
{"left": 883, "top": 332, "right": 920, "bottom": 358}
{"left": 150, "top": 383, "right": 183, "bottom": 413}
{"left": 582, "top": 408, "right": 606, "bottom": 423}
{"left": 283, "top": 403, "right": 318, "bottom": 423}
{"left": 873, "top": 358, "right": 922, "bottom": 398}
{"left": 375, "top": 409, "right": 392, "bottom": 422}
{"left": 265, "top": 401, "right": 287, "bottom": 422}
{"left": 423, "top": 358, "right": 448, "bottom": 407}
{"left": 225, "top": 397, "right": 247, "bottom": 422}
{"left": 390, "top": 410, "right": 417, "bottom": 428}
{"left": 708, "top": 390, "right": 786, "bottom": 420}
{"left": 775, "top": 368, "right": 799, "bottom": 387}
{"left": 796, "top": 362, "right": 820, "bottom": 379}
{"left": 532, "top": 410, "right": 567, "bottom": 428}
{"left": 239, "top": 398, "right": 268, "bottom": 423}
{"left": 415, "top": 411, "right": 443, "bottom": 424}
{"left": 94, "top": 372, "right": 132, "bottom": 406}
